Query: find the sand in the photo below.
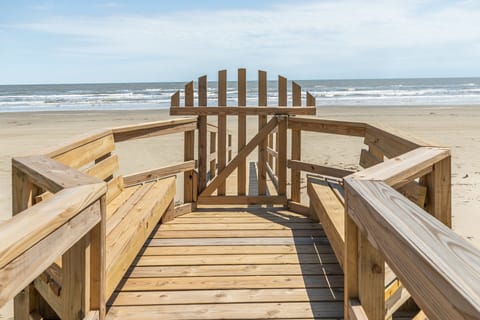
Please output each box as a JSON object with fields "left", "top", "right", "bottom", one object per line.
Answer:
{"left": 0, "top": 106, "right": 479, "bottom": 318}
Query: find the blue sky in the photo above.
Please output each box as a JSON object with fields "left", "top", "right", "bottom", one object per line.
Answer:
{"left": 0, "top": 0, "right": 479, "bottom": 84}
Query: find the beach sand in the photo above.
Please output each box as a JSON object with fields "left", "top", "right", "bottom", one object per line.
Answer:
{"left": 1, "top": 106, "right": 479, "bottom": 318}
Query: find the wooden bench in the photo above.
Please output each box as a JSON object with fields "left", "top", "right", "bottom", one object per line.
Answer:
{"left": 40, "top": 130, "right": 176, "bottom": 300}
{"left": 307, "top": 143, "right": 429, "bottom": 319}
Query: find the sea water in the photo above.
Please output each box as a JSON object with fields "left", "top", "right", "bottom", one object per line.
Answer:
{"left": 0, "top": 77, "right": 479, "bottom": 112}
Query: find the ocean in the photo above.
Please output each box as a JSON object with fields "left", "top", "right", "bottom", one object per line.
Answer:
{"left": 0, "top": 77, "right": 479, "bottom": 112}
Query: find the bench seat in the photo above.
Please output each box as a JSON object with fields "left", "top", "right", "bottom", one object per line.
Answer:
{"left": 307, "top": 177, "right": 412, "bottom": 319}
{"left": 105, "top": 176, "right": 176, "bottom": 299}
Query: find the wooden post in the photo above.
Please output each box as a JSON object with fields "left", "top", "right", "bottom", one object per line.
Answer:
{"left": 344, "top": 189, "right": 359, "bottom": 319}
{"left": 258, "top": 70, "right": 267, "bottom": 195}
{"left": 89, "top": 196, "right": 106, "bottom": 320}
{"left": 218, "top": 70, "right": 227, "bottom": 196}
{"left": 291, "top": 80, "right": 302, "bottom": 203}
{"left": 228, "top": 134, "right": 232, "bottom": 162}
{"left": 62, "top": 235, "right": 90, "bottom": 319}
{"left": 267, "top": 134, "right": 274, "bottom": 168}
{"left": 12, "top": 166, "right": 44, "bottom": 320}
{"left": 210, "top": 132, "right": 217, "bottom": 179}
{"left": 278, "top": 116, "right": 287, "bottom": 196}
{"left": 184, "top": 81, "right": 195, "bottom": 203}
{"left": 198, "top": 75, "right": 208, "bottom": 193}
{"left": 237, "top": 68, "right": 247, "bottom": 195}
{"left": 358, "top": 233, "right": 385, "bottom": 320}
{"left": 424, "top": 156, "right": 452, "bottom": 227}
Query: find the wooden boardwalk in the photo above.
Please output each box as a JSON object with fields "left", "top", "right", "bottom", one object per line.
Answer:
{"left": 106, "top": 206, "right": 344, "bottom": 319}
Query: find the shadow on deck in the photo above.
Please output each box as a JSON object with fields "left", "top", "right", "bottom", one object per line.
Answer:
{"left": 107, "top": 206, "right": 343, "bottom": 319}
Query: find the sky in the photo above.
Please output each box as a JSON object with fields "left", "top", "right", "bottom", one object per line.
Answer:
{"left": 0, "top": 0, "right": 479, "bottom": 84}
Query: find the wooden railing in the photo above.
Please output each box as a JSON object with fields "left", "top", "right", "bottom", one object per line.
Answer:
{"left": 2, "top": 155, "right": 107, "bottom": 320}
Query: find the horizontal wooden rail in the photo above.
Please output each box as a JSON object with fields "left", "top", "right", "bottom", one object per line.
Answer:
{"left": 170, "top": 106, "right": 317, "bottom": 116}
{"left": 198, "top": 195, "right": 287, "bottom": 205}
{"left": 0, "top": 188, "right": 104, "bottom": 308}
{"left": 123, "top": 160, "right": 196, "bottom": 186}
{"left": 350, "top": 147, "right": 450, "bottom": 189}
{"left": 112, "top": 118, "right": 197, "bottom": 142}
{"left": 13, "top": 155, "right": 102, "bottom": 193}
{"left": 288, "top": 117, "right": 366, "bottom": 137}
{"left": 345, "top": 178, "right": 480, "bottom": 319}
{"left": 288, "top": 159, "right": 355, "bottom": 179}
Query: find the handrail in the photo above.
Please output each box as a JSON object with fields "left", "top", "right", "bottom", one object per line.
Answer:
{"left": 0, "top": 183, "right": 105, "bottom": 271}
{"left": 344, "top": 177, "right": 480, "bottom": 319}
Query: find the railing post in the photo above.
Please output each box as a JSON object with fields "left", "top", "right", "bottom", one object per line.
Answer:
{"left": 237, "top": 68, "right": 247, "bottom": 196}
{"left": 210, "top": 132, "right": 217, "bottom": 179}
{"left": 184, "top": 129, "right": 195, "bottom": 203}
{"left": 258, "top": 70, "right": 268, "bottom": 195}
{"left": 424, "top": 155, "right": 452, "bottom": 227}
{"left": 198, "top": 75, "right": 208, "bottom": 193}
{"left": 12, "top": 166, "right": 49, "bottom": 320}
{"left": 290, "top": 129, "right": 301, "bottom": 202}
{"left": 277, "top": 116, "right": 287, "bottom": 196}
{"left": 89, "top": 195, "right": 106, "bottom": 320}
{"left": 344, "top": 188, "right": 359, "bottom": 319}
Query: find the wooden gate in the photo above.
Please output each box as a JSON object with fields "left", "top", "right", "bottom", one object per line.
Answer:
{"left": 170, "top": 68, "right": 316, "bottom": 205}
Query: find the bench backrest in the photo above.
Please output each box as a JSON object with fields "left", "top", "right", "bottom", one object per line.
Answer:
{"left": 44, "top": 131, "right": 123, "bottom": 204}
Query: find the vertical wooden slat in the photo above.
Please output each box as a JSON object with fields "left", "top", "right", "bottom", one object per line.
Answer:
{"left": 62, "top": 234, "right": 90, "bottom": 319}
{"left": 171, "top": 91, "right": 180, "bottom": 107}
{"left": 210, "top": 132, "right": 216, "bottom": 179}
{"left": 90, "top": 196, "right": 106, "bottom": 320}
{"left": 267, "top": 134, "right": 274, "bottom": 168}
{"left": 291, "top": 80, "right": 302, "bottom": 202}
{"left": 292, "top": 81, "right": 302, "bottom": 107}
{"left": 278, "top": 116, "right": 287, "bottom": 196}
{"left": 228, "top": 134, "right": 232, "bottom": 162}
{"left": 344, "top": 188, "right": 359, "bottom": 319}
{"left": 184, "top": 81, "right": 194, "bottom": 107}
{"left": 291, "top": 129, "right": 301, "bottom": 202}
{"left": 184, "top": 81, "right": 195, "bottom": 202}
{"left": 258, "top": 70, "right": 268, "bottom": 195}
{"left": 218, "top": 70, "right": 227, "bottom": 195}
{"left": 424, "top": 156, "right": 452, "bottom": 227}
{"left": 358, "top": 232, "right": 385, "bottom": 320}
{"left": 278, "top": 75, "right": 287, "bottom": 106}
{"left": 198, "top": 76, "right": 208, "bottom": 193}
{"left": 306, "top": 92, "right": 316, "bottom": 107}
{"left": 275, "top": 131, "right": 279, "bottom": 177}
{"left": 237, "top": 68, "right": 247, "bottom": 195}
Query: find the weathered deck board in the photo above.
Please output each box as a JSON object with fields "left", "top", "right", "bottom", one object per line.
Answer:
{"left": 107, "top": 207, "right": 343, "bottom": 319}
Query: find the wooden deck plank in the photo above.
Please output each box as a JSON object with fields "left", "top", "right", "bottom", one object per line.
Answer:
{"left": 134, "top": 254, "right": 339, "bottom": 266}
{"left": 159, "top": 222, "right": 323, "bottom": 230}
{"left": 126, "top": 264, "right": 343, "bottom": 278}
{"left": 107, "top": 302, "right": 343, "bottom": 319}
{"left": 141, "top": 244, "right": 333, "bottom": 255}
{"left": 119, "top": 275, "right": 344, "bottom": 291}
{"left": 152, "top": 229, "right": 325, "bottom": 238}
{"left": 147, "top": 237, "right": 330, "bottom": 246}
{"left": 109, "top": 288, "right": 342, "bottom": 306}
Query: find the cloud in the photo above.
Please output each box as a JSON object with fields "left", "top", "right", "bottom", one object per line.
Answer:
{"left": 8, "top": 0, "right": 480, "bottom": 80}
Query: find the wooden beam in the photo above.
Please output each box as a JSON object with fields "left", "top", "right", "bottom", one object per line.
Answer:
{"left": 123, "top": 160, "right": 195, "bottom": 187}
{"left": 288, "top": 160, "right": 354, "bottom": 179}
{"left": 277, "top": 116, "right": 287, "bottom": 196}
{"left": 198, "top": 195, "right": 287, "bottom": 205}
{"left": 184, "top": 82, "right": 195, "bottom": 205}
{"left": 0, "top": 184, "right": 105, "bottom": 271}
{"left": 288, "top": 117, "right": 365, "bottom": 136}
{"left": 291, "top": 129, "right": 301, "bottom": 203}
{"left": 0, "top": 201, "right": 101, "bottom": 308}
{"left": 237, "top": 68, "right": 247, "bottom": 195}
{"left": 359, "top": 149, "right": 383, "bottom": 169}
{"left": 344, "top": 178, "right": 480, "bottom": 320}
{"left": 198, "top": 75, "right": 208, "bottom": 193}
{"left": 218, "top": 69, "right": 227, "bottom": 195}
{"left": 344, "top": 187, "right": 359, "bottom": 318}
{"left": 307, "top": 92, "right": 316, "bottom": 107}
{"left": 350, "top": 147, "right": 450, "bottom": 189}
{"left": 201, "top": 117, "right": 278, "bottom": 197}
{"left": 171, "top": 90, "right": 180, "bottom": 107}
{"left": 278, "top": 75, "right": 287, "bottom": 106}
{"left": 258, "top": 70, "right": 268, "bottom": 196}
{"left": 209, "top": 132, "right": 217, "bottom": 179}
{"left": 170, "top": 106, "right": 317, "bottom": 116}
{"left": 112, "top": 118, "right": 197, "bottom": 142}
{"left": 292, "top": 81, "right": 301, "bottom": 107}
{"left": 266, "top": 163, "right": 278, "bottom": 192}
{"left": 424, "top": 156, "right": 452, "bottom": 227}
